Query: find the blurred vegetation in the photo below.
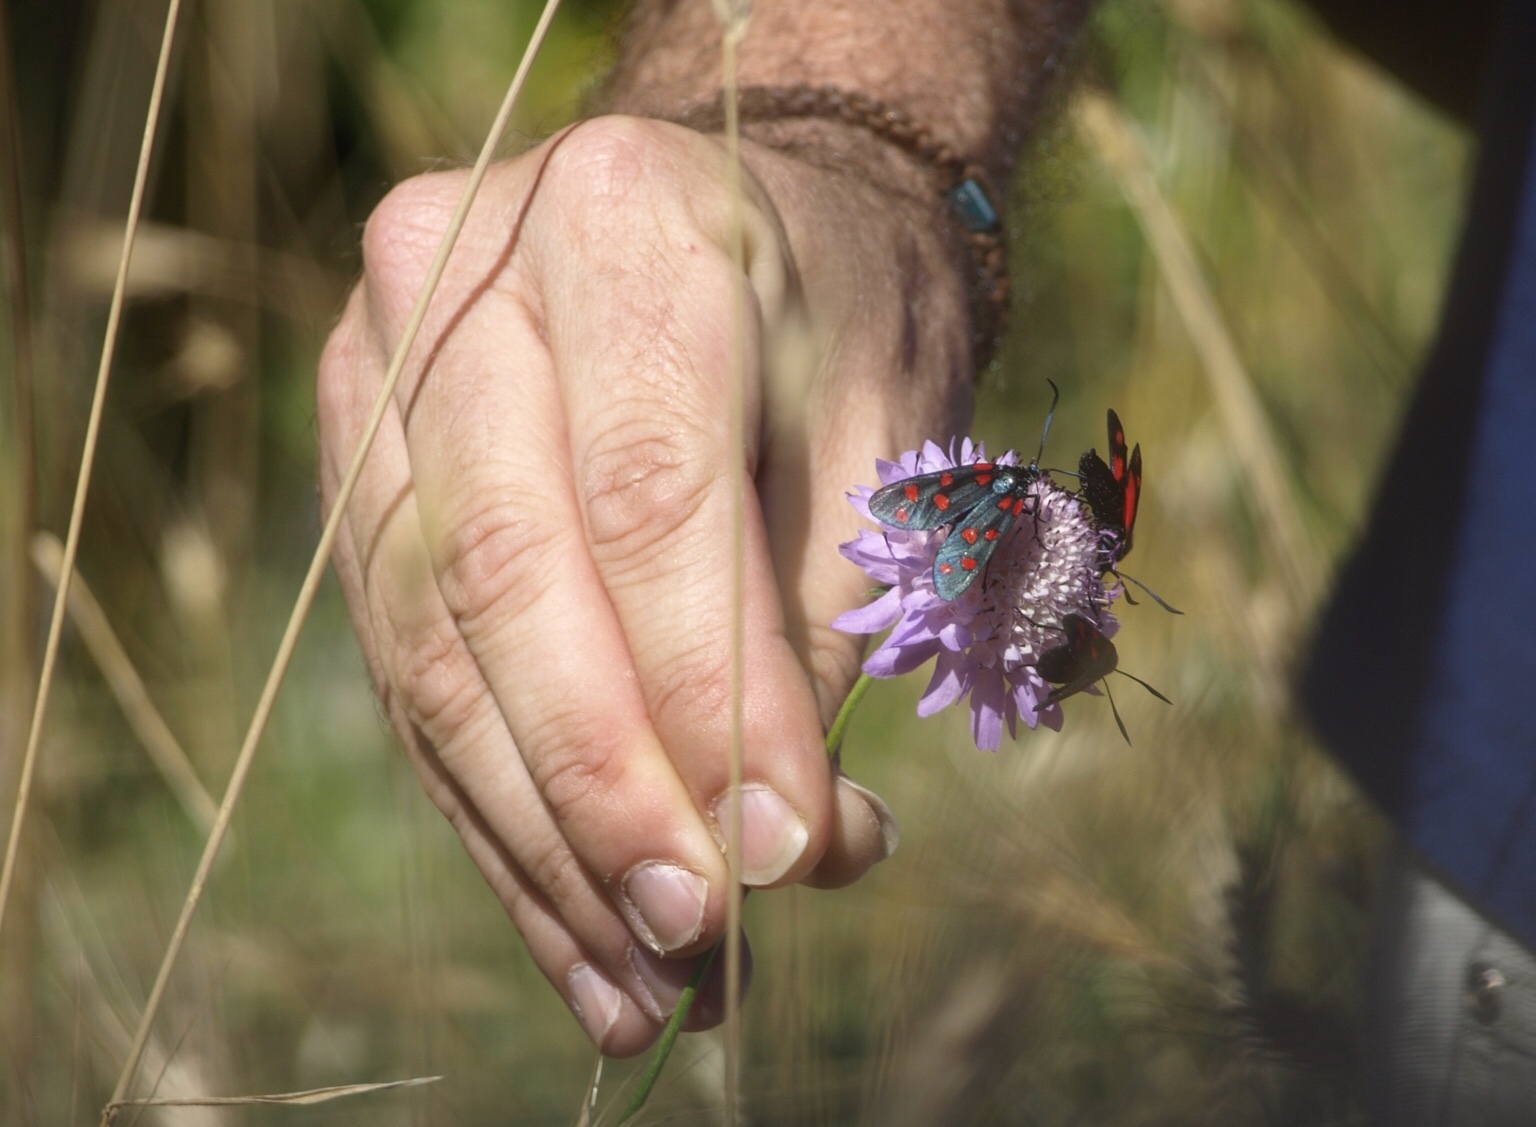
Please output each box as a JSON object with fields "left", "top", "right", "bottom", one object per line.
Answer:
{"left": 0, "top": 0, "right": 1469, "bottom": 1123}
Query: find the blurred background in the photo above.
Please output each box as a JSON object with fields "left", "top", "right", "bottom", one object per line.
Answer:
{"left": 0, "top": 0, "right": 1468, "bottom": 1122}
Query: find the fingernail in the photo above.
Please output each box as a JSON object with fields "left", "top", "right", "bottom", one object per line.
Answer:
{"left": 630, "top": 936, "right": 752, "bottom": 1028}
{"left": 567, "top": 964, "right": 623, "bottom": 1047}
{"left": 712, "top": 784, "right": 810, "bottom": 886}
{"left": 622, "top": 862, "right": 708, "bottom": 954}
{"left": 628, "top": 946, "right": 689, "bottom": 1021}
{"left": 838, "top": 775, "right": 901, "bottom": 860}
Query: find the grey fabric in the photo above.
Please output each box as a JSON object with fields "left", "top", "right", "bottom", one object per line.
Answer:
{"left": 1364, "top": 842, "right": 1536, "bottom": 1125}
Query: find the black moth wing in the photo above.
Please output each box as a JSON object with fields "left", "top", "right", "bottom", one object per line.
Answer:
{"left": 1038, "top": 614, "right": 1119, "bottom": 704}
{"left": 867, "top": 463, "right": 1010, "bottom": 532}
{"left": 1077, "top": 448, "right": 1120, "bottom": 532}
{"left": 1076, "top": 409, "right": 1142, "bottom": 565}
{"left": 932, "top": 486, "right": 1028, "bottom": 599}
{"left": 1117, "top": 443, "right": 1141, "bottom": 560}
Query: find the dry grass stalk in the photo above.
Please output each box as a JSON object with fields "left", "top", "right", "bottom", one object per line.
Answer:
{"left": 101, "top": 0, "right": 569, "bottom": 1115}
{"left": 58, "top": 219, "right": 344, "bottom": 329}
{"left": 1075, "top": 89, "right": 1322, "bottom": 613}
{"left": 0, "top": 0, "right": 187, "bottom": 951}
{"left": 30, "top": 532, "right": 220, "bottom": 835}
{"left": 101, "top": 1076, "right": 441, "bottom": 1125}
{"left": 0, "top": 0, "right": 40, "bottom": 1084}
{"left": 716, "top": 16, "right": 751, "bottom": 1126}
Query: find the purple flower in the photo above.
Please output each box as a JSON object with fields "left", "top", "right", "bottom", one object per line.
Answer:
{"left": 833, "top": 438, "right": 1120, "bottom": 750}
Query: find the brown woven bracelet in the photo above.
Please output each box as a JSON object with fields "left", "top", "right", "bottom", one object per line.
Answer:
{"left": 671, "top": 84, "right": 1011, "bottom": 370}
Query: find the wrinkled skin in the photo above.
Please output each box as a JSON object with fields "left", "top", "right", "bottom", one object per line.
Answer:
{"left": 317, "top": 116, "right": 971, "bottom": 1055}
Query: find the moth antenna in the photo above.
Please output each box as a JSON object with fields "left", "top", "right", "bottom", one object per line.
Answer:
{"left": 1115, "top": 668, "right": 1173, "bottom": 705}
{"left": 1104, "top": 679, "right": 1132, "bottom": 746}
{"left": 1113, "top": 569, "right": 1184, "bottom": 615}
{"left": 1034, "top": 379, "right": 1061, "bottom": 467}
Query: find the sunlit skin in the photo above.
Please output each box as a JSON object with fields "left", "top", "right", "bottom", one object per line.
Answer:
{"left": 318, "top": 0, "right": 1084, "bottom": 1055}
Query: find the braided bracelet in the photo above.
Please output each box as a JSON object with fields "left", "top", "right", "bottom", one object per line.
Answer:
{"left": 670, "top": 84, "right": 1011, "bottom": 369}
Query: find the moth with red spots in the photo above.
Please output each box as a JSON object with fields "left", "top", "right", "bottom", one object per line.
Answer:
{"left": 1037, "top": 613, "right": 1171, "bottom": 744}
{"left": 1076, "top": 410, "right": 1183, "bottom": 614}
{"left": 867, "top": 459, "right": 1042, "bottom": 599}
{"left": 1077, "top": 408, "right": 1141, "bottom": 565}
{"left": 868, "top": 384, "right": 1060, "bottom": 600}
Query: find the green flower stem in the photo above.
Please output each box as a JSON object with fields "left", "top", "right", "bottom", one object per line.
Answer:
{"left": 614, "top": 671, "right": 876, "bottom": 1123}
{"left": 825, "top": 672, "right": 875, "bottom": 760}
{"left": 616, "top": 941, "right": 720, "bottom": 1126}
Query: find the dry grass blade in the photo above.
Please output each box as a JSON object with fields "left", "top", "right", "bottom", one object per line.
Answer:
{"left": 60, "top": 218, "right": 345, "bottom": 329}
{"left": 0, "top": 0, "right": 40, "bottom": 1068}
{"left": 0, "top": 0, "right": 37, "bottom": 659}
{"left": 101, "top": 0, "right": 567, "bottom": 1117}
{"left": 0, "top": 0, "right": 185, "bottom": 948}
{"left": 714, "top": 10, "right": 751, "bottom": 1125}
{"left": 102, "top": 1075, "right": 441, "bottom": 1124}
{"left": 1075, "top": 89, "right": 1322, "bottom": 612}
{"left": 30, "top": 532, "right": 219, "bottom": 835}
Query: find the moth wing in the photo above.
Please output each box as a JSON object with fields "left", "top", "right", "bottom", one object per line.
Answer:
{"left": 867, "top": 464, "right": 1000, "bottom": 531}
{"left": 1079, "top": 426, "right": 1141, "bottom": 565}
{"left": 1105, "top": 409, "right": 1130, "bottom": 481}
{"left": 1077, "top": 448, "right": 1119, "bottom": 528}
{"left": 1036, "top": 640, "right": 1080, "bottom": 687}
{"left": 1119, "top": 443, "right": 1142, "bottom": 558}
{"left": 931, "top": 487, "right": 1021, "bottom": 599}
{"left": 1040, "top": 614, "right": 1119, "bottom": 703}
{"left": 1074, "top": 617, "right": 1119, "bottom": 680}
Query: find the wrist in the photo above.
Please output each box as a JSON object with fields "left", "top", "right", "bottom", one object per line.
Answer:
{"left": 663, "top": 89, "right": 1009, "bottom": 367}
{"left": 734, "top": 129, "right": 975, "bottom": 383}
{"left": 600, "top": 1, "right": 1068, "bottom": 192}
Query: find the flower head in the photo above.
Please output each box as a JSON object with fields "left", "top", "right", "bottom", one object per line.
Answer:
{"left": 833, "top": 438, "right": 1120, "bottom": 750}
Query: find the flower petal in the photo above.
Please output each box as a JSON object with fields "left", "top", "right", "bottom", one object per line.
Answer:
{"left": 917, "top": 440, "right": 952, "bottom": 473}
{"left": 888, "top": 610, "right": 944, "bottom": 649}
{"left": 874, "top": 458, "right": 905, "bottom": 486}
{"left": 839, "top": 542, "right": 904, "bottom": 587}
{"left": 917, "top": 653, "right": 969, "bottom": 717}
{"left": 864, "top": 635, "right": 941, "bottom": 678}
{"left": 968, "top": 669, "right": 1007, "bottom": 751}
{"left": 836, "top": 436, "right": 1130, "bottom": 748}
{"left": 937, "top": 620, "right": 975, "bottom": 651}
{"left": 832, "top": 587, "right": 903, "bottom": 635}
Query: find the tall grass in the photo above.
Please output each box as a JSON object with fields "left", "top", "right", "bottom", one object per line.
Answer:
{"left": 0, "top": 0, "right": 1468, "bottom": 1123}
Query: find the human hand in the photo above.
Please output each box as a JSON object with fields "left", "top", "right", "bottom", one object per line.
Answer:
{"left": 317, "top": 116, "right": 973, "bottom": 1055}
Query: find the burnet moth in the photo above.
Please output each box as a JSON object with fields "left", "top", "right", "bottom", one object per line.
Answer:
{"left": 1077, "top": 409, "right": 1140, "bottom": 564}
{"left": 1077, "top": 410, "right": 1182, "bottom": 615}
{"left": 1037, "top": 613, "right": 1171, "bottom": 745}
{"left": 867, "top": 382, "right": 1060, "bottom": 600}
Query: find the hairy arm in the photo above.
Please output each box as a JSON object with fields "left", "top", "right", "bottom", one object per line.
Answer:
{"left": 608, "top": 0, "right": 1085, "bottom": 168}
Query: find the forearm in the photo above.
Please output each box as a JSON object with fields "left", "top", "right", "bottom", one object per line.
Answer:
{"left": 602, "top": 0, "right": 1093, "bottom": 199}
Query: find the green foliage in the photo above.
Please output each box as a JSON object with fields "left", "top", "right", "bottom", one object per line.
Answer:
{"left": 0, "top": 0, "right": 1468, "bottom": 1122}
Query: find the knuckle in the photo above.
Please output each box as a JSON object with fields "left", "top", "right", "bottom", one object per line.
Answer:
{"left": 649, "top": 639, "right": 731, "bottom": 735}
{"left": 389, "top": 618, "right": 482, "bottom": 735}
{"left": 580, "top": 420, "right": 719, "bottom": 560}
{"left": 539, "top": 119, "right": 726, "bottom": 278}
{"left": 545, "top": 117, "right": 681, "bottom": 216}
{"left": 360, "top": 171, "right": 465, "bottom": 296}
{"left": 524, "top": 720, "right": 632, "bottom": 839}
{"left": 519, "top": 831, "right": 594, "bottom": 912}
{"left": 434, "top": 490, "right": 554, "bottom": 629}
